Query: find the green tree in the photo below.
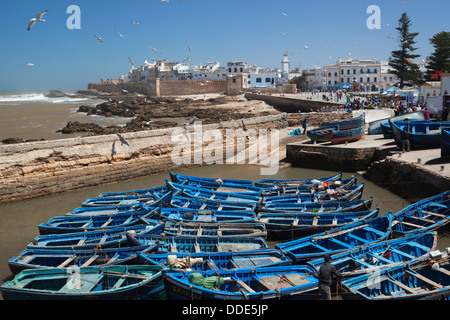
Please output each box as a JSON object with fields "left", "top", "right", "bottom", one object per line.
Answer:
{"left": 388, "top": 12, "right": 423, "bottom": 88}
{"left": 425, "top": 31, "right": 450, "bottom": 80}
{"left": 289, "top": 74, "right": 306, "bottom": 91}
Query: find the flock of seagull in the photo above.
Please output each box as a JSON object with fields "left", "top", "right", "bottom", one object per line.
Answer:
{"left": 25, "top": 1, "right": 409, "bottom": 68}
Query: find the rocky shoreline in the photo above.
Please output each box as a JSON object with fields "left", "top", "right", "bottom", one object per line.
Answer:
{"left": 2, "top": 90, "right": 351, "bottom": 143}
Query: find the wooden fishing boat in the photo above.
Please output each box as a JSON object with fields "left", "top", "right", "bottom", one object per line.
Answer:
{"left": 149, "top": 207, "right": 257, "bottom": 224}
{"left": 30, "top": 223, "right": 163, "bottom": 250}
{"left": 255, "top": 173, "right": 342, "bottom": 188}
{"left": 260, "top": 197, "right": 373, "bottom": 214}
{"left": 307, "top": 232, "right": 438, "bottom": 278}
{"left": 258, "top": 209, "right": 379, "bottom": 241}
{"left": 441, "top": 128, "right": 450, "bottom": 159}
{"left": 390, "top": 190, "right": 450, "bottom": 237}
{"left": 179, "top": 179, "right": 267, "bottom": 195}
{"left": 341, "top": 253, "right": 450, "bottom": 300}
{"left": 66, "top": 191, "right": 172, "bottom": 216}
{"left": 81, "top": 190, "right": 172, "bottom": 208}
{"left": 126, "top": 234, "right": 269, "bottom": 253}
{"left": 1, "top": 265, "right": 164, "bottom": 300}
{"left": 275, "top": 214, "right": 393, "bottom": 263}
{"left": 262, "top": 182, "right": 365, "bottom": 205}
{"left": 162, "top": 221, "right": 267, "bottom": 238}
{"left": 368, "top": 111, "right": 425, "bottom": 135}
{"left": 170, "top": 195, "right": 258, "bottom": 212}
{"left": 97, "top": 185, "right": 169, "bottom": 198}
{"left": 8, "top": 244, "right": 158, "bottom": 275}
{"left": 38, "top": 209, "right": 161, "bottom": 235}
{"left": 322, "top": 112, "right": 365, "bottom": 130}
{"left": 389, "top": 119, "right": 450, "bottom": 149}
{"left": 163, "top": 265, "right": 319, "bottom": 300}
{"left": 307, "top": 126, "right": 337, "bottom": 143}
{"left": 166, "top": 181, "right": 262, "bottom": 204}
{"left": 138, "top": 249, "right": 292, "bottom": 271}
{"left": 170, "top": 172, "right": 254, "bottom": 186}
{"left": 261, "top": 176, "right": 357, "bottom": 203}
{"left": 328, "top": 125, "right": 365, "bottom": 145}
{"left": 307, "top": 113, "right": 365, "bottom": 143}
{"left": 380, "top": 120, "right": 431, "bottom": 139}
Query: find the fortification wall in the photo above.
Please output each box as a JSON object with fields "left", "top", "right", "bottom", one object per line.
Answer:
{"left": 0, "top": 114, "right": 285, "bottom": 204}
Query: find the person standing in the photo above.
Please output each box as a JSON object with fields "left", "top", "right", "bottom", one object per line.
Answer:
{"left": 302, "top": 118, "right": 308, "bottom": 135}
{"left": 318, "top": 254, "right": 342, "bottom": 300}
{"left": 423, "top": 107, "right": 430, "bottom": 120}
{"left": 401, "top": 128, "right": 410, "bottom": 152}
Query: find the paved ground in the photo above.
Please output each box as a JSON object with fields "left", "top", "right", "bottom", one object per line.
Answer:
{"left": 288, "top": 130, "right": 450, "bottom": 179}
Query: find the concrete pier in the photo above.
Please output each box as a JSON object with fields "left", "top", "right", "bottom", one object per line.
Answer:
{"left": 286, "top": 133, "right": 450, "bottom": 201}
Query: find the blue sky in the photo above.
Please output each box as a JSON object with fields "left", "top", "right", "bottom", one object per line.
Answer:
{"left": 1, "top": 0, "right": 449, "bottom": 92}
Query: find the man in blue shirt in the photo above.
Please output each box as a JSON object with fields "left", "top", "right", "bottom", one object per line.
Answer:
{"left": 318, "top": 254, "right": 342, "bottom": 300}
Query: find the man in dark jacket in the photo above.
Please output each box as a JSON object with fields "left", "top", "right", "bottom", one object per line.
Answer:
{"left": 318, "top": 254, "right": 342, "bottom": 300}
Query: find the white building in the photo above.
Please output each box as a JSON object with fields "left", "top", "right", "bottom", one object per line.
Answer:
{"left": 247, "top": 71, "right": 280, "bottom": 88}
{"left": 335, "top": 58, "right": 381, "bottom": 92}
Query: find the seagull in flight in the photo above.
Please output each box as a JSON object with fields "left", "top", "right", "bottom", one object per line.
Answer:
{"left": 281, "top": 12, "right": 288, "bottom": 17}
{"left": 304, "top": 45, "right": 308, "bottom": 49}
{"left": 28, "top": 10, "right": 47, "bottom": 30}
{"left": 161, "top": 0, "right": 169, "bottom": 2}
{"left": 95, "top": 35, "right": 103, "bottom": 43}
{"left": 187, "top": 44, "right": 191, "bottom": 52}
{"left": 183, "top": 57, "right": 190, "bottom": 62}
{"left": 133, "top": 21, "right": 139, "bottom": 25}
{"left": 115, "top": 30, "right": 127, "bottom": 39}
{"left": 128, "top": 57, "right": 134, "bottom": 66}
{"left": 27, "top": 63, "right": 35, "bottom": 67}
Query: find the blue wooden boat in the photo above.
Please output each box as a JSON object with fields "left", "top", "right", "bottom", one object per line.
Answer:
{"left": 389, "top": 119, "right": 450, "bottom": 149}
{"left": 307, "top": 232, "right": 437, "bottom": 278}
{"left": 368, "top": 111, "right": 425, "bottom": 135}
{"left": 441, "top": 128, "right": 450, "bottom": 158}
{"left": 126, "top": 234, "right": 268, "bottom": 253}
{"left": 275, "top": 214, "right": 393, "bottom": 263}
{"left": 329, "top": 125, "right": 365, "bottom": 145}
{"left": 138, "top": 249, "right": 292, "bottom": 272}
{"left": 390, "top": 190, "right": 450, "bottom": 237}
{"left": 150, "top": 207, "right": 257, "bottom": 224}
{"left": 260, "top": 197, "right": 373, "bottom": 214}
{"left": 166, "top": 181, "right": 262, "bottom": 204}
{"left": 261, "top": 176, "right": 357, "bottom": 203}
{"left": 8, "top": 244, "right": 158, "bottom": 275}
{"left": 97, "top": 185, "right": 169, "bottom": 198}
{"left": 170, "top": 195, "right": 257, "bottom": 212}
{"left": 30, "top": 223, "right": 163, "bottom": 250}
{"left": 180, "top": 179, "right": 267, "bottom": 195}
{"left": 255, "top": 173, "right": 342, "bottom": 188}
{"left": 163, "top": 265, "right": 319, "bottom": 300}
{"left": 380, "top": 120, "right": 432, "bottom": 139}
{"left": 258, "top": 209, "right": 379, "bottom": 240}
{"left": 341, "top": 255, "right": 450, "bottom": 300}
{"left": 170, "top": 172, "right": 254, "bottom": 186}
{"left": 263, "top": 182, "right": 365, "bottom": 205}
{"left": 66, "top": 191, "right": 172, "bottom": 216}
{"left": 162, "top": 220, "right": 267, "bottom": 238}
{"left": 1, "top": 265, "right": 164, "bottom": 300}
{"left": 81, "top": 190, "right": 172, "bottom": 208}
{"left": 307, "top": 113, "right": 365, "bottom": 143}
{"left": 38, "top": 209, "right": 161, "bottom": 235}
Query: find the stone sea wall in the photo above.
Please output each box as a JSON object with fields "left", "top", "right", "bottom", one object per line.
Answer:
{"left": 0, "top": 114, "right": 285, "bottom": 204}
{"left": 363, "top": 158, "right": 450, "bottom": 202}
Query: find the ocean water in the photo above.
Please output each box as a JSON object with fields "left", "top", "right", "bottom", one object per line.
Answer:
{"left": 0, "top": 91, "right": 131, "bottom": 142}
